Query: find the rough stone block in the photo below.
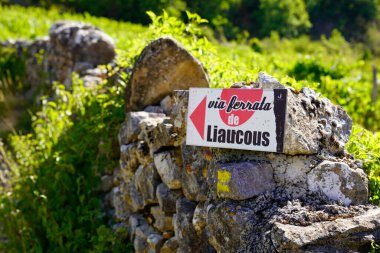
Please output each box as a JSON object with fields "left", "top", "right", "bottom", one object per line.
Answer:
{"left": 147, "top": 233, "right": 164, "bottom": 253}
{"left": 181, "top": 143, "right": 209, "bottom": 201}
{"left": 135, "top": 164, "right": 160, "bottom": 205}
{"left": 134, "top": 224, "right": 158, "bottom": 253}
{"left": 125, "top": 37, "right": 209, "bottom": 111}
{"left": 269, "top": 153, "right": 315, "bottom": 197}
{"left": 173, "top": 197, "right": 198, "bottom": 252}
{"left": 271, "top": 208, "right": 380, "bottom": 252}
{"left": 207, "top": 201, "right": 255, "bottom": 253}
{"left": 128, "top": 214, "right": 146, "bottom": 242}
{"left": 192, "top": 202, "right": 207, "bottom": 236}
{"left": 213, "top": 161, "right": 275, "bottom": 200}
{"left": 139, "top": 120, "right": 178, "bottom": 154}
{"left": 144, "top": 106, "right": 164, "bottom": 114}
{"left": 257, "top": 72, "right": 286, "bottom": 89}
{"left": 173, "top": 197, "right": 215, "bottom": 252}
{"left": 169, "top": 90, "right": 189, "bottom": 141}
{"left": 150, "top": 206, "right": 174, "bottom": 232}
{"left": 160, "top": 95, "right": 173, "bottom": 115}
{"left": 111, "top": 185, "right": 130, "bottom": 221}
{"left": 48, "top": 21, "right": 115, "bottom": 85}
{"left": 119, "top": 141, "right": 151, "bottom": 180}
{"left": 283, "top": 87, "right": 352, "bottom": 155}
{"left": 160, "top": 237, "right": 179, "bottom": 253}
{"left": 153, "top": 150, "right": 182, "bottom": 189}
{"left": 156, "top": 183, "right": 182, "bottom": 214}
{"left": 125, "top": 179, "right": 144, "bottom": 212}
{"left": 118, "top": 112, "right": 166, "bottom": 145}
{"left": 307, "top": 161, "right": 368, "bottom": 205}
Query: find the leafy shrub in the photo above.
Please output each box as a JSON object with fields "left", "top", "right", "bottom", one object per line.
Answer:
{"left": 306, "top": 0, "right": 378, "bottom": 40}
{"left": 0, "top": 73, "right": 130, "bottom": 252}
{"left": 258, "top": 0, "right": 311, "bottom": 37}
{"left": 347, "top": 125, "right": 380, "bottom": 205}
{"left": 289, "top": 56, "right": 345, "bottom": 82}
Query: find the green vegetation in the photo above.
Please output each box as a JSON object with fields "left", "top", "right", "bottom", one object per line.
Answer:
{"left": 0, "top": 5, "right": 146, "bottom": 49}
{"left": 0, "top": 4, "right": 379, "bottom": 252}
{"left": 347, "top": 126, "right": 380, "bottom": 205}
{"left": 2, "top": 0, "right": 380, "bottom": 41}
{"left": 1, "top": 77, "right": 129, "bottom": 252}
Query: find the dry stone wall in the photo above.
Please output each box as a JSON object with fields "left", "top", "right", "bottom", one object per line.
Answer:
{"left": 1, "top": 21, "right": 115, "bottom": 91}
{"left": 1, "top": 21, "right": 380, "bottom": 252}
{"left": 108, "top": 37, "right": 380, "bottom": 253}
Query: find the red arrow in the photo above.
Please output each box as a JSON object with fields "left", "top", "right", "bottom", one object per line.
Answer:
{"left": 190, "top": 96, "right": 207, "bottom": 140}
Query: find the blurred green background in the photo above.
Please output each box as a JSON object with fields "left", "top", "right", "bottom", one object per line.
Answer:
{"left": 2, "top": 0, "right": 380, "bottom": 42}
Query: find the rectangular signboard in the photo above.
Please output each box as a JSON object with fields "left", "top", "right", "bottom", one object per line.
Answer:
{"left": 186, "top": 88, "right": 287, "bottom": 153}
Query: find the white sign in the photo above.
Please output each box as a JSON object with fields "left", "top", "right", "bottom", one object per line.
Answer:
{"left": 186, "top": 88, "right": 287, "bottom": 153}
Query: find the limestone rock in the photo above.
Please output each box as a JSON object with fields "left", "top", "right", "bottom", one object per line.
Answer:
{"left": 134, "top": 225, "right": 158, "bottom": 253}
{"left": 147, "top": 233, "right": 164, "bottom": 253}
{"left": 271, "top": 208, "right": 380, "bottom": 252}
{"left": 257, "top": 71, "right": 286, "bottom": 89}
{"left": 48, "top": 21, "right": 115, "bottom": 85}
{"left": 307, "top": 161, "right": 368, "bottom": 206}
{"left": 212, "top": 161, "right": 275, "bottom": 200}
{"left": 150, "top": 206, "right": 174, "bottom": 232}
{"left": 126, "top": 37, "right": 209, "bottom": 111}
{"left": 207, "top": 201, "right": 255, "bottom": 253}
{"left": 283, "top": 87, "right": 352, "bottom": 155}
{"left": 169, "top": 90, "right": 189, "bottom": 141}
{"left": 119, "top": 143, "right": 139, "bottom": 176}
{"left": 181, "top": 144, "right": 209, "bottom": 201}
{"left": 192, "top": 202, "right": 207, "bottom": 236}
{"left": 156, "top": 183, "right": 182, "bottom": 214}
{"left": 153, "top": 150, "right": 182, "bottom": 189}
{"left": 160, "top": 95, "right": 173, "bottom": 115}
{"left": 128, "top": 214, "right": 146, "bottom": 242}
{"left": 120, "top": 141, "right": 153, "bottom": 167}
{"left": 125, "top": 179, "right": 144, "bottom": 212}
{"left": 173, "top": 197, "right": 215, "bottom": 252}
{"left": 119, "top": 112, "right": 166, "bottom": 145}
{"left": 160, "top": 237, "right": 179, "bottom": 253}
{"left": 270, "top": 154, "right": 315, "bottom": 198}
{"left": 135, "top": 164, "right": 161, "bottom": 205}
{"left": 139, "top": 119, "right": 178, "bottom": 154}
{"left": 111, "top": 185, "right": 130, "bottom": 221}
{"left": 119, "top": 141, "right": 151, "bottom": 180}
{"left": 144, "top": 106, "right": 164, "bottom": 114}
{"left": 173, "top": 197, "right": 198, "bottom": 252}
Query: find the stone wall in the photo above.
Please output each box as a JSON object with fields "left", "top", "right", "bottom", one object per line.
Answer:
{"left": 0, "top": 21, "right": 115, "bottom": 93}
{"left": 107, "top": 37, "right": 380, "bottom": 253}
{"left": 2, "top": 22, "right": 380, "bottom": 252}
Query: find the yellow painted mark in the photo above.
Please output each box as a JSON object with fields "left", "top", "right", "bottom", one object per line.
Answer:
{"left": 217, "top": 182, "right": 230, "bottom": 193}
{"left": 217, "top": 170, "right": 231, "bottom": 183}
{"left": 202, "top": 167, "right": 208, "bottom": 177}
{"left": 217, "top": 169, "right": 231, "bottom": 195}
